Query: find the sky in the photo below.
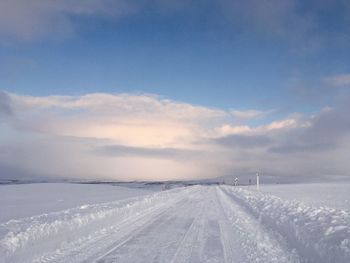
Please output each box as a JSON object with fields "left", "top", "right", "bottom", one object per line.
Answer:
{"left": 0, "top": 0, "right": 350, "bottom": 182}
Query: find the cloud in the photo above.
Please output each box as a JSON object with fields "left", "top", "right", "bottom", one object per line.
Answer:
{"left": 94, "top": 144, "right": 198, "bottom": 160}
{"left": 262, "top": 118, "right": 302, "bottom": 131}
{"left": 216, "top": 117, "right": 303, "bottom": 137}
{"left": 263, "top": 105, "right": 350, "bottom": 154}
{"left": 0, "top": 0, "right": 140, "bottom": 41}
{"left": 0, "top": 0, "right": 202, "bottom": 42}
{"left": 215, "top": 103, "right": 350, "bottom": 179}
{"left": 218, "top": 0, "right": 318, "bottom": 45}
{"left": 215, "top": 134, "right": 272, "bottom": 149}
{"left": 2, "top": 0, "right": 350, "bottom": 48}
{"left": 0, "top": 91, "right": 12, "bottom": 117}
{"left": 218, "top": 0, "right": 350, "bottom": 51}
{"left": 287, "top": 72, "right": 350, "bottom": 108}
{"left": 219, "top": 109, "right": 346, "bottom": 154}
{"left": 271, "top": 105, "right": 350, "bottom": 154}
{"left": 0, "top": 134, "right": 218, "bottom": 181}
{"left": 8, "top": 92, "right": 225, "bottom": 120}
{"left": 216, "top": 125, "right": 252, "bottom": 136}
{"left": 325, "top": 74, "right": 350, "bottom": 87}
{"left": 230, "top": 109, "right": 274, "bottom": 120}
{"left": 1, "top": 91, "right": 350, "bottom": 182}
{"left": 7, "top": 92, "right": 225, "bottom": 147}
{"left": 0, "top": 92, "right": 231, "bottom": 181}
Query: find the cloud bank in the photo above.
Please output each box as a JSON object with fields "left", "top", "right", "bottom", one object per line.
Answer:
{"left": 1, "top": 91, "right": 350, "bottom": 182}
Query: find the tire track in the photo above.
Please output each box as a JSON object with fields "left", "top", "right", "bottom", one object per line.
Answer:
{"left": 216, "top": 186, "right": 300, "bottom": 263}
{"left": 169, "top": 197, "right": 206, "bottom": 263}
{"left": 34, "top": 186, "right": 201, "bottom": 263}
{"left": 91, "top": 187, "right": 205, "bottom": 263}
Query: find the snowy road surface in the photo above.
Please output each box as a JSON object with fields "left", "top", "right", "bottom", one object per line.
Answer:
{"left": 1, "top": 185, "right": 349, "bottom": 263}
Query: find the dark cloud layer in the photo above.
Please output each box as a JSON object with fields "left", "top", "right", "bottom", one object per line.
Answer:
{"left": 94, "top": 144, "right": 198, "bottom": 160}
{"left": 270, "top": 103, "right": 350, "bottom": 154}
{"left": 215, "top": 134, "right": 272, "bottom": 149}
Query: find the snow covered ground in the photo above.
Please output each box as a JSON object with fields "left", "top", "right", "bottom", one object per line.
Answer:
{"left": 258, "top": 182, "right": 350, "bottom": 209}
{"left": 0, "top": 183, "right": 349, "bottom": 262}
{"left": 0, "top": 183, "right": 153, "bottom": 223}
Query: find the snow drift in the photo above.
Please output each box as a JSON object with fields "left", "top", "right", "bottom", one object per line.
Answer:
{"left": 221, "top": 186, "right": 350, "bottom": 263}
{"left": 0, "top": 186, "right": 198, "bottom": 262}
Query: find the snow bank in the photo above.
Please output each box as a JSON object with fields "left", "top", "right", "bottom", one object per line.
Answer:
{"left": 259, "top": 182, "right": 350, "bottom": 210}
{"left": 0, "top": 186, "right": 197, "bottom": 263}
{"left": 221, "top": 186, "right": 350, "bottom": 263}
{"left": 0, "top": 183, "right": 153, "bottom": 223}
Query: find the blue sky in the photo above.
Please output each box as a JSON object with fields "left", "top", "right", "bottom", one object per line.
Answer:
{"left": 1, "top": 0, "right": 349, "bottom": 111}
{"left": 1, "top": 0, "right": 350, "bottom": 181}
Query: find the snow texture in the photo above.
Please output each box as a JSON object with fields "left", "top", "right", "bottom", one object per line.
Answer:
{"left": 222, "top": 186, "right": 350, "bottom": 263}
{"left": 0, "top": 183, "right": 349, "bottom": 262}
{"left": 259, "top": 182, "right": 350, "bottom": 210}
{"left": 0, "top": 183, "right": 153, "bottom": 223}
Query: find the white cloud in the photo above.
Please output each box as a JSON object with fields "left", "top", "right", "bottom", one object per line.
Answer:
{"left": 230, "top": 109, "right": 272, "bottom": 119}
{"left": 216, "top": 125, "right": 252, "bottom": 136}
{"left": 216, "top": 117, "right": 304, "bottom": 137}
{"left": 0, "top": 92, "right": 232, "bottom": 181}
{"left": 261, "top": 118, "right": 300, "bottom": 131}
{"left": 1, "top": 91, "right": 350, "bottom": 182}
{"left": 8, "top": 92, "right": 225, "bottom": 148}
{"left": 9, "top": 92, "right": 225, "bottom": 119}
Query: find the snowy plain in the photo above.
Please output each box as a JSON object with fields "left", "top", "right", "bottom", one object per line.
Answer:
{"left": 0, "top": 182, "right": 349, "bottom": 263}
{"left": 0, "top": 183, "right": 153, "bottom": 223}
{"left": 258, "top": 182, "right": 350, "bottom": 210}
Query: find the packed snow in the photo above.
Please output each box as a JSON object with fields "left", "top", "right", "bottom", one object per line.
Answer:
{"left": 0, "top": 183, "right": 349, "bottom": 262}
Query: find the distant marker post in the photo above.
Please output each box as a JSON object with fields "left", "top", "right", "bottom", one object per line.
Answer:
{"left": 256, "top": 172, "right": 260, "bottom": 191}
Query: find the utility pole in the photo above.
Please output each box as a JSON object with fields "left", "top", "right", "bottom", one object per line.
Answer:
{"left": 256, "top": 172, "right": 260, "bottom": 191}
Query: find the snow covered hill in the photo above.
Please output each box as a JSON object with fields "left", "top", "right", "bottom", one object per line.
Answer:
{"left": 0, "top": 183, "right": 349, "bottom": 262}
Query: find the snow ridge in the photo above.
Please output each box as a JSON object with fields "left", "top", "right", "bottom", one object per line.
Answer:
{"left": 221, "top": 186, "right": 350, "bottom": 263}
{"left": 0, "top": 186, "right": 198, "bottom": 263}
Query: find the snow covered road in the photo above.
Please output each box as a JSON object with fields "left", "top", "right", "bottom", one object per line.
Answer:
{"left": 1, "top": 185, "right": 349, "bottom": 263}
{"left": 95, "top": 186, "right": 298, "bottom": 263}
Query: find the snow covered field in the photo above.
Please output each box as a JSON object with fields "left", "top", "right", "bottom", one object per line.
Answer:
{"left": 0, "top": 183, "right": 153, "bottom": 223}
{"left": 258, "top": 182, "right": 350, "bottom": 210}
{"left": 0, "top": 183, "right": 349, "bottom": 262}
